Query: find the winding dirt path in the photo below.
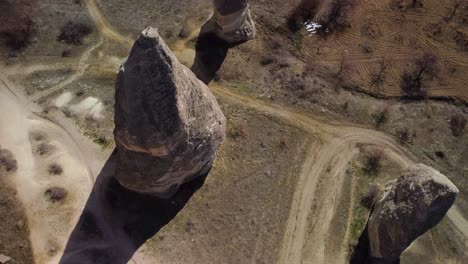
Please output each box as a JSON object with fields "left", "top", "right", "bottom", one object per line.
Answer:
{"left": 30, "top": 39, "right": 103, "bottom": 102}
{"left": 0, "top": 70, "right": 105, "bottom": 264}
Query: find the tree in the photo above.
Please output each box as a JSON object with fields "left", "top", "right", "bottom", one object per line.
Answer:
{"left": 287, "top": 0, "right": 320, "bottom": 32}
{"left": 370, "top": 59, "right": 388, "bottom": 89}
{"left": 0, "top": 0, "right": 36, "bottom": 50}
{"left": 450, "top": 113, "right": 467, "bottom": 137}
{"left": 364, "top": 148, "right": 384, "bottom": 174}
{"left": 57, "top": 21, "right": 93, "bottom": 45}
{"left": 373, "top": 106, "right": 390, "bottom": 128}
{"left": 400, "top": 53, "right": 438, "bottom": 98}
{"left": 410, "top": 0, "right": 422, "bottom": 9}
{"left": 316, "top": 0, "right": 355, "bottom": 36}
{"left": 445, "top": 0, "right": 464, "bottom": 21}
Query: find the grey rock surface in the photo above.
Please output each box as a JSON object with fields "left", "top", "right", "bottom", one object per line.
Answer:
{"left": 113, "top": 27, "right": 226, "bottom": 198}
{"left": 367, "top": 164, "right": 459, "bottom": 260}
{"left": 202, "top": 0, "right": 256, "bottom": 43}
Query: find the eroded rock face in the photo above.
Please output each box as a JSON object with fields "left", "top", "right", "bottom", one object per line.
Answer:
{"left": 367, "top": 164, "right": 458, "bottom": 261}
{"left": 114, "top": 27, "right": 226, "bottom": 198}
{"left": 203, "top": 0, "right": 256, "bottom": 43}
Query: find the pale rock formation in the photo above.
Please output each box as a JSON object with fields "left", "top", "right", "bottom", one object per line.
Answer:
{"left": 367, "top": 164, "right": 458, "bottom": 262}
{"left": 202, "top": 0, "right": 256, "bottom": 43}
{"left": 113, "top": 27, "right": 226, "bottom": 198}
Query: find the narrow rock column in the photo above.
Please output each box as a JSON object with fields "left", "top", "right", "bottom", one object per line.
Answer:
{"left": 113, "top": 27, "right": 226, "bottom": 199}
{"left": 207, "top": 0, "right": 256, "bottom": 43}
{"left": 352, "top": 164, "right": 459, "bottom": 263}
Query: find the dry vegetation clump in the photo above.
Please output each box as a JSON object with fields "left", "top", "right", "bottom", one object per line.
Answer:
{"left": 316, "top": 0, "right": 355, "bottom": 36}
{"left": 48, "top": 163, "right": 63, "bottom": 175}
{"left": 453, "top": 30, "right": 468, "bottom": 51}
{"left": 44, "top": 187, "right": 67, "bottom": 203}
{"left": 0, "top": 146, "right": 17, "bottom": 174}
{"left": 450, "top": 113, "right": 467, "bottom": 137}
{"left": 400, "top": 53, "right": 438, "bottom": 99}
{"left": 396, "top": 127, "right": 414, "bottom": 144}
{"left": 391, "top": 0, "right": 424, "bottom": 10}
{"left": 445, "top": 0, "right": 464, "bottom": 22}
{"left": 36, "top": 143, "right": 52, "bottom": 156}
{"left": 57, "top": 21, "right": 93, "bottom": 45}
{"left": 360, "top": 183, "right": 381, "bottom": 209}
{"left": 228, "top": 122, "right": 248, "bottom": 139}
{"left": 372, "top": 107, "right": 389, "bottom": 128}
{"left": 370, "top": 59, "right": 388, "bottom": 89}
{"left": 363, "top": 148, "right": 384, "bottom": 175}
{"left": 0, "top": 0, "right": 36, "bottom": 50}
{"left": 287, "top": 0, "right": 320, "bottom": 32}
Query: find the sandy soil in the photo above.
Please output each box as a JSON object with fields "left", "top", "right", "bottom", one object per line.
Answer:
{"left": 0, "top": 71, "right": 105, "bottom": 264}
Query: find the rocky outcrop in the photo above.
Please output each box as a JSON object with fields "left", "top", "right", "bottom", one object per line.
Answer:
{"left": 201, "top": 0, "right": 256, "bottom": 43}
{"left": 366, "top": 164, "right": 458, "bottom": 262}
{"left": 113, "top": 27, "right": 226, "bottom": 198}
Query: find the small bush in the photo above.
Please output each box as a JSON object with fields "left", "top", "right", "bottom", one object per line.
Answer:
{"left": 435, "top": 151, "right": 445, "bottom": 159}
{"left": 316, "top": 0, "right": 355, "bottom": 36}
{"left": 57, "top": 21, "right": 93, "bottom": 45}
{"left": 396, "top": 127, "right": 411, "bottom": 143}
{"left": 279, "top": 137, "right": 288, "bottom": 148}
{"left": 228, "top": 122, "right": 248, "bottom": 139}
{"left": 372, "top": 107, "right": 389, "bottom": 128}
{"left": 364, "top": 148, "right": 384, "bottom": 174}
{"left": 400, "top": 53, "right": 438, "bottom": 99}
{"left": 0, "top": 0, "right": 36, "bottom": 50}
{"left": 360, "top": 183, "right": 381, "bottom": 209}
{"left": 0, "top": 147, "right": 17, "bottom": 173}
{"left": 48, "top": 163, "right": 63, "bottom": 175}
{"left": 44, "top": 187, "right": 67, "bottom": 203}
{"left": 36, "top": 143, "right": 51, "bottom": 156}
{"left": 260, "top": 56, "right": 276, "bottom": 66}
{"left": 61, "top": 49, "right": 72, "bottom": 57}
{"left": 450, "top": 113, "right": 467, "bottom": 137}
{"left": 287, "top": 0, "right": 320, "bottom": 32}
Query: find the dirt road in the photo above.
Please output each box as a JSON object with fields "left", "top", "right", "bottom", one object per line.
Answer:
{"left": 0, "top": 71, "right": 106, "bottom": 263}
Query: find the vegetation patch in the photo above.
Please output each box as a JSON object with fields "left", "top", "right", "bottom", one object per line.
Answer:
{"left": 0, "top": 146, "right": 17, "bottom": 175}
{"left": 57, "top": 21, "right": 93, "bottom": 45}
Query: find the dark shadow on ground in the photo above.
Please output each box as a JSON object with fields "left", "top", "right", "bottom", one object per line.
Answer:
{"left": 191, "top": 22, "right": 247, "bottom": 85}
{"left": 60, "top": 150, "right": 208, "bottom": 264}
{"left": 350, "top": 222, "right": 400, "bottom": 264}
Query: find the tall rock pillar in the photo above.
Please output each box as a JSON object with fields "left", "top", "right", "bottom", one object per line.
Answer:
{"left": 207, "top": 0, "right": 256, "bottom": 43}
{"left": 113, "top": 27, "right": 226, "bottom": 199}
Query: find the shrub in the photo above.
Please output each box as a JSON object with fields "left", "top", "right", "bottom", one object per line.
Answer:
{"left": 400, "top": 53, "right": 438, "bottom": 99}
{"left": 316, "top": 0, "right": 355, "bottom": 36}
{"left": 0, "top": 147, "right": 17, "bottom": 173}
{"left": 450, "top": 113, "right": 467, "bottom": 137}
{"left": 36, "top": 143, "right": 51, "bottom": 156}
{"left": 363, "top": 148, "right": 384, "bottom": 174}
{"left": 279, "top": 137, "right": 288, "bottom": 148}
{"left": 48, "top": 163, "right": 63, "bottom": 175}
{"left": 57, "top": 21, "right": 93, "bottom": 45}
{"left": 435, "top": 151, "right": 445, "bottom": 159}
{"left": 396, "top": 127, "right": 411, "bottom": 143}
{"left": 287, "top": 0, "right": 320, "bottom": 32}
{"left": 360, "top": 183, "right": 381, "bottom": 209}
{"left": 260, "top": 56, "right": 276, "bottom": 66}
{"left": 228, "top": 122, "right": 248, "bottom": 139}
{"left": 44, "top": 187, "right": 67, "bottom": 203}
{"left": 372, "top": 107, "right": 389, "bottom": 128}
{"left": 0, "top": 0, "right": 36, "bottom": 50}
